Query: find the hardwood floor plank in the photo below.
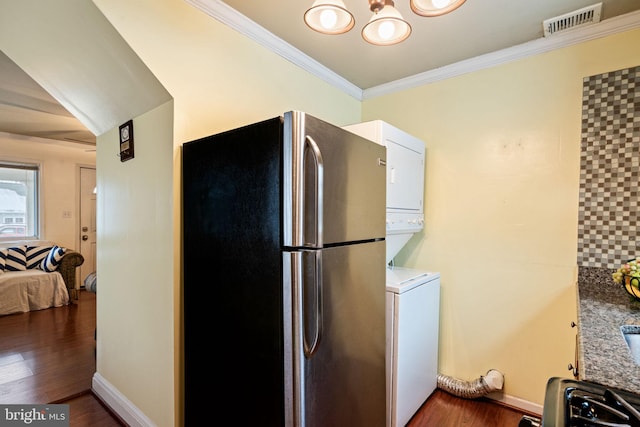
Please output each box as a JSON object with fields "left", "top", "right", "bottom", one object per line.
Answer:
{"left": 0, "top": 290, "right": 122, "bottom": 426}
{"left": 54, "top": 391, "right": 125, "bottom": 427}
{"left": 408, "top": 389, "right": 535, "bottom": 427}
{"left": 0, "top": 299, "right": 96, "bottom": 403}
{"left": 0, "top": 289, "right": 536, "bottom": 426}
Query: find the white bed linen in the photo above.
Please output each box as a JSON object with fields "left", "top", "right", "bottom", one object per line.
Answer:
{"left": 0, "top": 270, "right": 69, "bottom": 316}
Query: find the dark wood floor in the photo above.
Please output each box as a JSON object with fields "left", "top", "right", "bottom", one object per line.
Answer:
{"left": 0, "top": 290, "right": 123, "bottom": 426}
{"left": 0, "top": 290, "right": 536, "bottom": 426}
{"left": 408, "top": 389, "right": 537, "bottom": 426}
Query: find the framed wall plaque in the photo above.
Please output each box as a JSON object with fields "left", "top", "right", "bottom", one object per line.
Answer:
{"left": 119, "top": 120, "right": 134, "bottom": 162}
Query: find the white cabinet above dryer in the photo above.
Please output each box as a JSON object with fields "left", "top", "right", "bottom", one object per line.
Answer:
{"left": 343, "top": 120, "right": 425, "bottom": 234}
{"left": 344, "top": 120, "right": 426, "bottom": 265}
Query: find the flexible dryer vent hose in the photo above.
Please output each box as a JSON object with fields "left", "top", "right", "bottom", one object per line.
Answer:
{"left": 437, "top": 369, "right": 504, "bottom": 399}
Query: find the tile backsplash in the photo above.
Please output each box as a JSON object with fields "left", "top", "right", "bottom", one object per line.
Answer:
{"left": 577, "top": 65, "right": 640, "bottom": 268}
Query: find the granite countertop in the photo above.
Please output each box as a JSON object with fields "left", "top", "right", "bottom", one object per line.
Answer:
{"left": 577, "top": 267, "right": 640, "bottom": 394}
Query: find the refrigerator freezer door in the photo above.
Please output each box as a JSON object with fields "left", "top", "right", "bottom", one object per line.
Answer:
{"left": 286, "top": 240, "right": 386, "bottom": 427}
{"left": 283, "top": 111, "right": 386, "bottom": 248}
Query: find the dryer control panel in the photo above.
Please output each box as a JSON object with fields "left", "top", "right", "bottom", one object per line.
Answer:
{"left": 387, "top": 212, "right": 424, "bottom": 234}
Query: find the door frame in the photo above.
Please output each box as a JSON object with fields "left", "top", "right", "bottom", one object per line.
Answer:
{"left": 77, "top": 164, "right": 96, "bottom": 287}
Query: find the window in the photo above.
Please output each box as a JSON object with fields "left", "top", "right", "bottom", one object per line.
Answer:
{"left": 0, "top": 162, "right": 39, "bottom": 240}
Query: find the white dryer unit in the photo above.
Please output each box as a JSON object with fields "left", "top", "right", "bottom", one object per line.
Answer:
{"left": 344, "top": 120, "right": 440, "bottom": 427}
{"left": 343, "top": 120, "right": 425, "bottom": 264}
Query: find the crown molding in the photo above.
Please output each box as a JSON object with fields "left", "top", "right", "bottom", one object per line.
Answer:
{"left": 363, "top": 9, "right": 640, "bottom": 99}
{"left": 186, "top": 0, "right": 640, "bottom": 102}
{"left": 185, "top": 0, "right": 363, "bottom": 100}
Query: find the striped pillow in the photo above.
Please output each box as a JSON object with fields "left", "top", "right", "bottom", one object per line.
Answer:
{"left": 5, "top": 246, "right": 27, "bottom": 271}
{"left": 40, "top": 246, "right": 67, "bottom": 272}
{"left": 0, "top": 248, "right": 6, "bottom": 274}
{"left": 27, "top": 245, "right": 54, "bottom": 270}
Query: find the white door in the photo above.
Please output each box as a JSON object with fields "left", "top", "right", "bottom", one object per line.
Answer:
{"left": 79, "top": 167, "right": 96, "bottom": 284}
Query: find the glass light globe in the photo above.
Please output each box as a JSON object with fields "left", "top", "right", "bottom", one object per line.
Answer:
{"left": 410, "top": 0, "right": 466, "bottom": 17}
{"left": 320, "top": 9, "right": 338, "bottom": 29}
{"left": 304, "top": 0, "right": 355, "bottom": 35}
{"left": 432, "top": 0, "right": 451, "bottom": 8}
{"left": 377, "top": 20, "right": 395, "bottom": 40}
{"left": 362, "top": 4, "right": 411, "bottom": 46}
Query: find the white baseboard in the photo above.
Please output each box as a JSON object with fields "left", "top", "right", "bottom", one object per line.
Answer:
{"left": 92, "top": 372, "right": 157, "bottom": 427}
{"left": 91, "top": 371, "right": 542, "bottom": 425}
{"left": 486, "top": 391, "right": 543, "bottom": 416}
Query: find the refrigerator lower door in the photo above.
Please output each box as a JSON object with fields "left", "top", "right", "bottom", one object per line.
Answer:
{"left": 285, "top": 240, "right": 386, "bottom": 427}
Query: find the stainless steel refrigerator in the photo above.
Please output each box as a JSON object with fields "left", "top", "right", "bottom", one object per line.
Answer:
{"left": 182, "top": 111, "right": 386, "bottom": 426}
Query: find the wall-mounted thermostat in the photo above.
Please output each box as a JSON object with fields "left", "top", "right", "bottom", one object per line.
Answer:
{"left": 119, "top": 120, "right": 134, "bottom": 162}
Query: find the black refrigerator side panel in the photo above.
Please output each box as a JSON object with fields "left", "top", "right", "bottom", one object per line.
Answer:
{"left": 182, "top": 117, "right": 284, "bottom": 426}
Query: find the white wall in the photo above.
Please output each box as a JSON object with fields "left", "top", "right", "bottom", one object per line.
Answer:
{"left": 0, "top": 132, "right": 96, "bottom": 249}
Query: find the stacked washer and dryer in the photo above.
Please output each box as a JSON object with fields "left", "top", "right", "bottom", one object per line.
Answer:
{"left": 344, "top": 120, "right": 441, "bottom": 427}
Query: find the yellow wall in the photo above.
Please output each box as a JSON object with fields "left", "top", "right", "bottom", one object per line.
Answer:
{"left": 8, "top": 0, "right": 639, "bottom": 423}
{"left": 95, "top": 101, "right": 175, "bottom": 425}
{"left": 93, "top": 0, "right": 362, "bottom": 144}
{"left": 90, "top": 1, "right": 640, "bottom": 419}
{"left": 361, "top": 28, "right": 640, "bottom": 405}
{"left": 91, "top": 1, "right": 361, "bottom": 426}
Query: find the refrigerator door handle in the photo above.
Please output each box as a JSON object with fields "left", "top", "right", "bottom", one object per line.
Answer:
{"left": 303, "top": 251, "right": 323, "bottom": 358}
{"left": 303, "top": 136, "right": 323, "bottom": 248}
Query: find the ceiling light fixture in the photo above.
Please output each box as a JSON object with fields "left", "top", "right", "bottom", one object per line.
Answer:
{"left": 362, "top": 0, "right": 411, "bottom": 45}
{"left": 304, "top": 0, "right": 467, "bottom": 45}
{"left": 304, "top": 0, "right": 355, "bottom": 35}
{"left": 410, "top": 0, "right": 467, "bottom": 17}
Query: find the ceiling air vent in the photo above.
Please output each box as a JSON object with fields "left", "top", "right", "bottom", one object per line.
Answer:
{"left": 543, "top": 3, "right": 602, "bottom": 37}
